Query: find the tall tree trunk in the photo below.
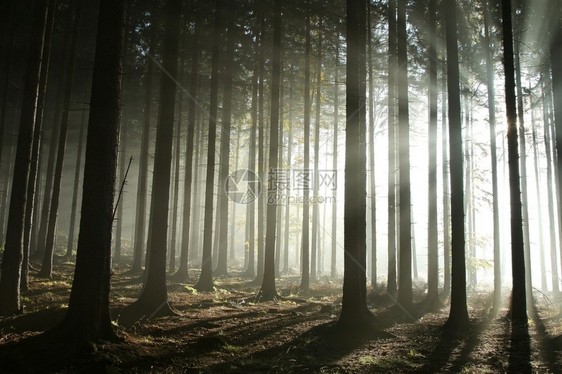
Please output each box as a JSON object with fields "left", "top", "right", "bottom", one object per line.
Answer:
{"left": 173, "top": 12, "right": 200, "bottom": 281}
{"left": 54, "top": 0, "right": 124, "bottom": 343}
{"left": 215, "top": 23, "right": 236, "bottom": 277}
{"left": 367, "top": 3, "right": 377, "bottom": 289}
{"left": 339, "top": 0, "right": 372, "bottom": 328}
{"left": 444, "top": 0, "right": 469, "bottom": 330}
{"left": 195, "top": 0, "right": 222, "bottom": 292}
{"left": 255, "top": 17, "right": 266, "bottom": 284}
{"left": 531, "top": 103, "right": 547, "bottom": 291}
{"left": 283, "top": 79, "right": 293, "bottom": 274}
{"left": 550, "top": 4, "right": 562, "bottom": 296}
{"left": 169, "top": 81, "right": 182, "bottom": 273}
{"left": 300, "top": 9, "right": 311, "bottom": 292}
{"left": 502, "top": 0, "right": 527, "bottom": 326}
{"left": 483, "top": 2, "right": 501, "bottom": 306}
{"left": 331, "top": 30, "right": 339, "bottom": 279}
{"left": 66, "top": 109, "right": 86, "bottom": 258}
{"left": 189, "top": 116, "right": 203, "bottom": 265}
{"left": 513, "top": 25, "right": 532, "bottom": 305}
{"left": 243, "top": 48, "right": 258, "bottom": 278}
{"left": 132, "top": 2, "right": 157, "bottom": 273}
{"left": 387, "top": 0, "right": 398, "bottom": 296}
{"left": 259, "top": 0, "right": 282, "bottom": 301}
{"left": 38, "top": 0, "right": 83, "bottom": 278}
{"left": 311, "top": 19, "right": 322, "bottom": 281}
{"left": 425, "top": 0, "right": 439, "bottom": 310}
{"left": 542, "top": 73, "right": 560, "bottom": 294}
{"left": 396, "top": 0, "right": 412, "bottom": 310}
{"left": 0, "top": 0, "right": 48, "bottom": 316}
{"left": 22, "top": 0, "right": 57, "bottom": 293}
{"left": 441, "top": 52, "right": 451, "bottom": 298}
{"left": 119, "top": 0, "right": 181, "bottom": 323}
{"left": 114, "top": 123, "right": 127, "bottom": 263}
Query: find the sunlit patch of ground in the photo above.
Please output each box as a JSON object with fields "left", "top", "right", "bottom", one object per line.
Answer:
{"left": 1, "top": 262, "right": 562, "bottom": 373}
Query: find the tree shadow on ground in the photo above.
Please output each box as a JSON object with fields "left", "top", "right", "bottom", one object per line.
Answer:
{"left": 528, "top": 304, "right": 559, "bottom": 373}
{"left": 0, "top": 307, "right": 65, "bottom": 333}
{"left": 203, "top": 320, "right": 392, "bottom": 373}
{"left": 508, "top": 322, "right": 532, "bottom": 373}
{"left": 419, "top": 303, "right": 494, "bottom": 373}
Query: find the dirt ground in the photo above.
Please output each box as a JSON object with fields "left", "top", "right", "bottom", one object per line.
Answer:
{"left": 1, "top": 262, "right": 562, "bottom": 373}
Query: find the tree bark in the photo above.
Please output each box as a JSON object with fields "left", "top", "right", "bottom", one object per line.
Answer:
{"left": 502, "top": 0, "right": 527, "bottom": 326}
{"left": 0, "top": 0, "right": 48, "bottom": 316}
{"left": 54, "top": 0, "right": 124, "bottom": 343}
{"left": 195, "top": 0, "right": 222, "bottom": 292}
{"left": 132, "top": 2, "right": 157, "bottom": 274}
{"left": 119, "top": 0, "right": 182, "bottom": 322}
{"left": 387, "top": 0, "right": 398, "bottom": 296}
{"left": 259, "top": 0, "right": 282, "bottom": 301}
{"left": 444, "top": 0, "right": 470, "bottom": 330}
{"left": 396, "top": 0, "right": 412, "bottom": 310}
{"left": 300, "top": 8, "right": 311, "bottom": 292}
{"left": 339, "top": 0, "right": 372, "bottom": 328}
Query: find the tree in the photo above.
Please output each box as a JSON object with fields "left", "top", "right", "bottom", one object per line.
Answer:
{"left": 119, "top": 0, "right": 182, "bottom": 322}
{"left": 52, "top": 0, "right": 125, "bottom": 343}
{"left": 425, "top": 0, "right": 439, "bottom": 311}
{"left": 132, "top": 1, "right": 157, "bottom": 274}
{"left": 173, "top": 8, "right": 200, "bottom": 282}
{"left": 444, "top": 0, "right": 469, "bottom": 330}
{"left": 386, "top": 0, "right": 398, "bottom": 297}
{"left": 300, "top": 7, "right": 312, "bottom": 292}
{"left": 502, "top": 0, "right": 527, "bottom": 326}
{"left": 214, "top": 22, "right": 236, "bottom": 277}
{"left": 396, "top": 0, "right": 412, "bottom": 311}
{"left": 259, "top": 0, "right": 282, "bottom": 301}
{"left": 21, "top": 0, "right": 57, "bottom": 292}
{"left": 195, "top": 0, "right": 222, "bottom": 292}
{"left": 38, "top": 0, "right": 84, "bottom": 278}
{"left": 482, "top": 0, "right": 501, "bottom": 307}
{"left": 339, "top": 0, "right": 372, "bottom": 328}
{"left": 0, "top": 0, "right": 49, "bottom": 316}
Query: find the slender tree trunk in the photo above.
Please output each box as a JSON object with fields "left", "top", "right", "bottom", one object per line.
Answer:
{"left": 396, "top": 0, "right": 412, "bottom": 310}
{"left": 189, "top": 116, "right": 203, "bottom": 265}
{"left": 502, "top": 0, "right": 527, "bottom": 325}
{"left": 483, "top": 2, "right": 501, "bottom": 305}
{"left": 169, "top": 83, "right": 182, "bottom": 273}
{"left": 444, "top": 0, "right": 469, "bottom": 330}
{"left": 114, "top": 123, "right": 127, "bottom": 263}
{"left": 38, "top": 0, "right": 83, "bottom": 278}
{"left": 215, "top": 23, "right": 236, "bottom": 277}
{"left": 531, "top": 103, "right": 547, "bottom": 291}
{"left": 54, "top": 0, "right": 125, "bottom": 343}
{"left": 120, "top": 0, "right": 181, "bottom": 324}
{"left": 300, "top": 9, "right": 311, "bottom": 292}
{"left": 441, "top": 53, "right": 451, "bottom": 298}
{"left": 387, "top": 0, "right": 398, "bottom": 296}
{"left": 513, "top": 28, "right": 533, "bottom": 305}
{"left": 339, "top": 0, "right": 371, "bottom": 328}
{"left": 259, "top": 0, "right": 282, "bottom": 301}
{"left": 367, "top": 3, "right": 377, "bottom": 289}
{"left": 425, "top": 0, "right": 439, "bottom": 310}
{"left": 195, "top": 0, "right": 222, "bottom": 292}
{"left": 311, "top": 19, "right": 322, "bottom": 281}
{"left": 243, "top": 50, "right": 258, "bottom": 278}
{"left": 542, "top": 74, "right": 560, "bottom": 294}
{"left": 0, "top": 0, "right": 48, "bottom": 316}
{"left": 174, "top": 13, "right": 200, "bottom": 281}
{"left": 331, "top": 31, "right": 339, "bottom": 279}
{"left": 21, "top": 0, "right": 57, "bottom": 292}
{"left": 132, "top": 3, "right": 157, "bottom": 273}
{"left": 66, "top": 108, "right": 87, "bottom": 258}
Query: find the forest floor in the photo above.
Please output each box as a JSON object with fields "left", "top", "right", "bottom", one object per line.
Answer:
{"left": 1, "top": 261, "right": 562, "bottom": 373}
